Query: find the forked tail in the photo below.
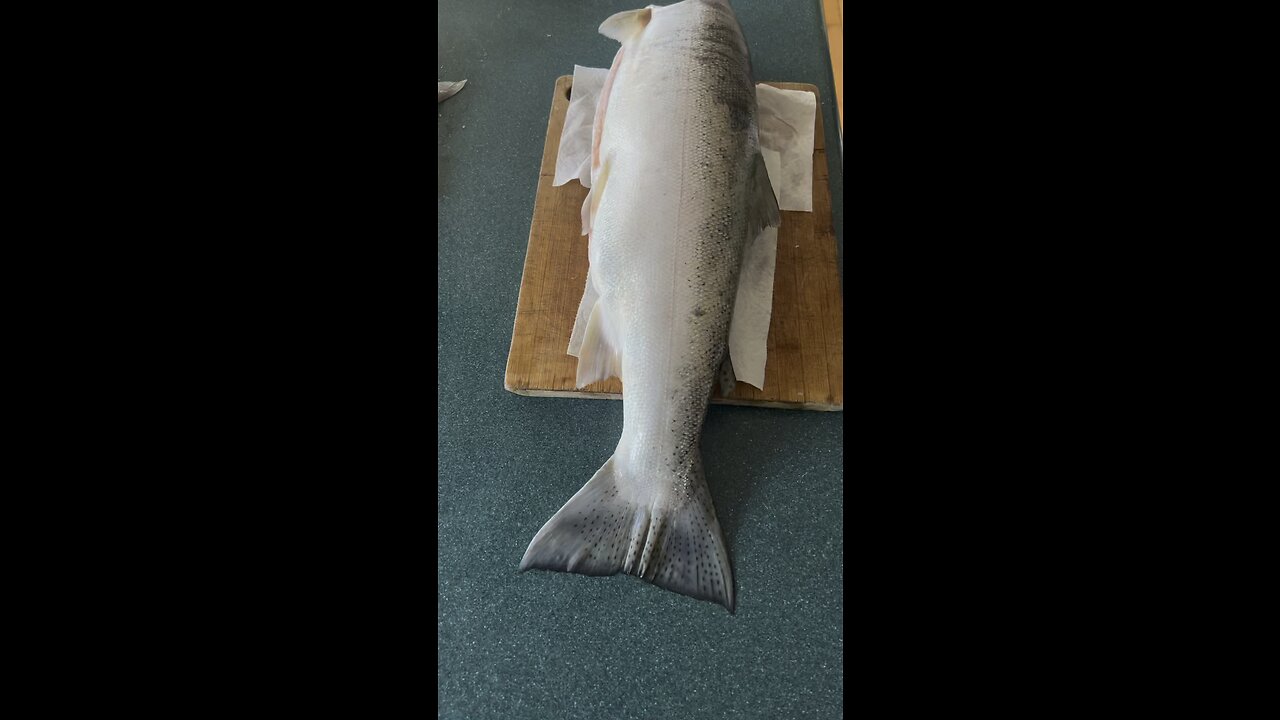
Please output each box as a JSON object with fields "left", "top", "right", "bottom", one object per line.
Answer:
{"left": 519, "top": 455, "right": 735, "bottom": 612}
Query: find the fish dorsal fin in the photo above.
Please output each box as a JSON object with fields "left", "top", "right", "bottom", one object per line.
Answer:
{"left": 746, "top": 152, "right": 782, "bottom": 244}
{"left": 599, "top": 7, "right": 652, "bottom": 42}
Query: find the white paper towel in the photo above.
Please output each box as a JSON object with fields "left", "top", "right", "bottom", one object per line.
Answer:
{"left": 727, "top": 224, "right": 779, "bottom": 388}
{"left": 756, "top": 84, "right": 817, "bottom": 212}
{"left": 554, "top": 69, "right": 816, "bottom": 390}
{"left": 553, "top": 66, "right": 609, "bottom": 189}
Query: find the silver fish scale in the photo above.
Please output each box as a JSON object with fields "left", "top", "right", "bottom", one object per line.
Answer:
{"left": 593, "top": 0, "right": 761, "bottom": 502}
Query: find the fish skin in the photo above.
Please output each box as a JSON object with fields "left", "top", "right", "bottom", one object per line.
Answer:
{"left": 520, "top": 0, "right": 778, "bottom": 612}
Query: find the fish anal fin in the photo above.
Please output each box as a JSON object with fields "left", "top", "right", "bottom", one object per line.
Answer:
{"left": 574, "top": 300, "right": 622, "bottom": 388}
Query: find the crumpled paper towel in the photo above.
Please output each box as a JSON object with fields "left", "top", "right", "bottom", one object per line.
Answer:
{"left": 554, "top": 67, "right": 816, "bottom": 390}
{"left": 553, "top": 67, "right": 609, "bottom": 188}
{"left": 756, "top": 83, "right": 817, "bottom": 212}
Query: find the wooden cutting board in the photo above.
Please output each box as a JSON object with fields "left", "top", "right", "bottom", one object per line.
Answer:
{"left": 505, "top": 76, "right": 843, "bottom": 411}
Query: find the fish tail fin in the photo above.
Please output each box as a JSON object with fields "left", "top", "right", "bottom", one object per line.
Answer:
{"left": 520, "top": 454, "right": 736, "bottom": 612}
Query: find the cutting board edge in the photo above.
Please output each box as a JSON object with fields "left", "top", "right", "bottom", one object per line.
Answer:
{"left": 506, "top": 386, "right": 843, "bottom": 413}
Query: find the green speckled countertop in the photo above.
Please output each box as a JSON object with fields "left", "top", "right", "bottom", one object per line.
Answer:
{"left": 438, "top": 2, "right": 844, "bottom": 717}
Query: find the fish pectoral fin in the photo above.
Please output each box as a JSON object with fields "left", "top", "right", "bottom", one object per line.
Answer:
{"left": 599, "top": 7, "right": 652, "bottom": 43}
{"left": 573, "top": 300, "right": 623, "bottom": 388}
{"left": 746, "top": 151, "right": 782, "bottom": 243}
{"left": 520, "top": 454, "right": 736, "bottom": 612}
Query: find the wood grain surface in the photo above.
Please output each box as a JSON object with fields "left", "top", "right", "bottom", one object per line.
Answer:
{"left": 505, "top": 76, "right": 843, "bottom": 411}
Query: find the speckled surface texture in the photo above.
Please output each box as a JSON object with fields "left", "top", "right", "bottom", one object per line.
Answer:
{"left": 438, "top": 2, "right": 844, "bottom": 718}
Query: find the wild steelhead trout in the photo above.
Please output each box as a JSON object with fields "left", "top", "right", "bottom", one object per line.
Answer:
{"left": 520, "top": 0, "right": 779, "bottom": 612}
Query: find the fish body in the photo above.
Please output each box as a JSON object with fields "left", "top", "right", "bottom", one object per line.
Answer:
{"left": 520, "top": 0, "right": 778, "bottom": 612}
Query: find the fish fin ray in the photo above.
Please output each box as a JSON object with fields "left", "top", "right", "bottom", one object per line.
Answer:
{"left": 520, "top": 454, "right": 735, "bottom": 612}
{"left": 650, "top": 471, "right": 735, "bottom": 612}
{"left": 520, "top": 457, "right": 631, "bottom": 577}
